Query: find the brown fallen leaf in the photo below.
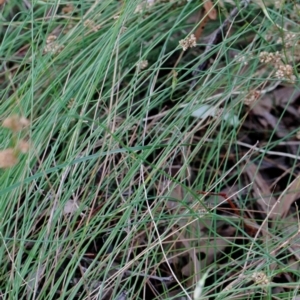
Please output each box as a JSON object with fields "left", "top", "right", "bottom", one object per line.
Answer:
{"left": 203, "top": 0, "right": 217, "bottom": 20}
{"left": 270, "top": 174, "right": 300, "bottom": 222}
{"left": 245, "top": 163, "right": 277, "bottom": 217}
{"left": 252, "top": 86, "right": 300, "bottom": 137}
{"left": 194, "top": 1, "right": 217, "bottom": 41}
{"left": 194, "top": 13, "right": 210, "bottom": 41}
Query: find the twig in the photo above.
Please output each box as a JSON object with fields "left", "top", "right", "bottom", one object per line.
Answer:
{"left": 235, "top": 140, "right": 300, "bottom": 161}
{"left": 191, "top": 0, "right": 252, "bottom": 89}
{"left": 124, "top": 270, "right": 173, "bottom": 282}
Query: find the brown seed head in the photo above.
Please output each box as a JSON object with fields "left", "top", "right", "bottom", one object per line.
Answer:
{"left": 0, "top": 149, "right": 18, "bottom": 168}
{"left": 2, "top": 115, "right": 30, "bottom": 132}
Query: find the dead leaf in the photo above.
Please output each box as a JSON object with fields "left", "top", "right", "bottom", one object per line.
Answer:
{"left": 270, "top": 174, "right": 300, "bottom": 221}
{"left": 272, "top": 87, "right": 300, "bottom": 107}
{"left": 203, "top": 0, "right": 217, "bottom": 20}
{"left": 194, "top": 1, "right": 217, "bottom": 41}
{"left": 245, "top": 163, "right": 278, "bottom": 217}
{"left": 251, "top": 86, "right": 300, "bottom": 138}
{"left": 194, "top": 14, "right": 210, "bottom": 41}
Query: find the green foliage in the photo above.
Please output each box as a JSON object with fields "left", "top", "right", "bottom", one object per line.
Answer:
{"left": 0, "top": 0, "right": 299, "bottom": 299}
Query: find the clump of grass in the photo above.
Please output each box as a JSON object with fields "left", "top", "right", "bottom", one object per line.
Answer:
{"left": 0, "top": 0, "right": 300, "bottom": 299}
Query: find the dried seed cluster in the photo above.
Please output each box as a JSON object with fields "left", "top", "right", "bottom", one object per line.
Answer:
{"left": 84, "top": 19, "right": 101, "bottom": 32}
{"left": 61, "top": 3, "right": 74, "bottom": 14}
{"left": 179, "top": 34, "right": 196, "bottom": 51}
{"left": 277, "top": 32, "right": 300, "bottom": 62}
{"left": 2, "top": 115, "right": 29, "bottom": 132}
{"left": 235, "top": 54, "right": 250, "bottom": 65}
{"left": 134, "top": 0, "right": 185, "bottom": 14}
{"left": 0, "top": 149, "right": 18, "bottom": 169}
{"left": 262, "top": 29, "right": 300, "bottom": 84}
{"left": 251, "top": 272, "right": 270, "bottom": 285}
{"left": 0, "top": 115, "right": 30, "bottom": 169}
{"left": 136, "top": 60, "right": 148, "bottom": 71}
{"left": 259, "top": 51, "right": 296, "bottom": 83}
{"left": 44, "top": 35, "right": 65, "bottom": 55}
{"left": 259, "top": 51, "right": 282, "bottom": 66}
{"left": 135, "top": 0, "right": 155, "bottom": 13}
{"left": 244, "top": 90, "right": 261, "bottom": 106}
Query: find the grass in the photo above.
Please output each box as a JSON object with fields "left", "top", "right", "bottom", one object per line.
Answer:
{"left": 0, "top": 0, "right": 300, "bottom": 299}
